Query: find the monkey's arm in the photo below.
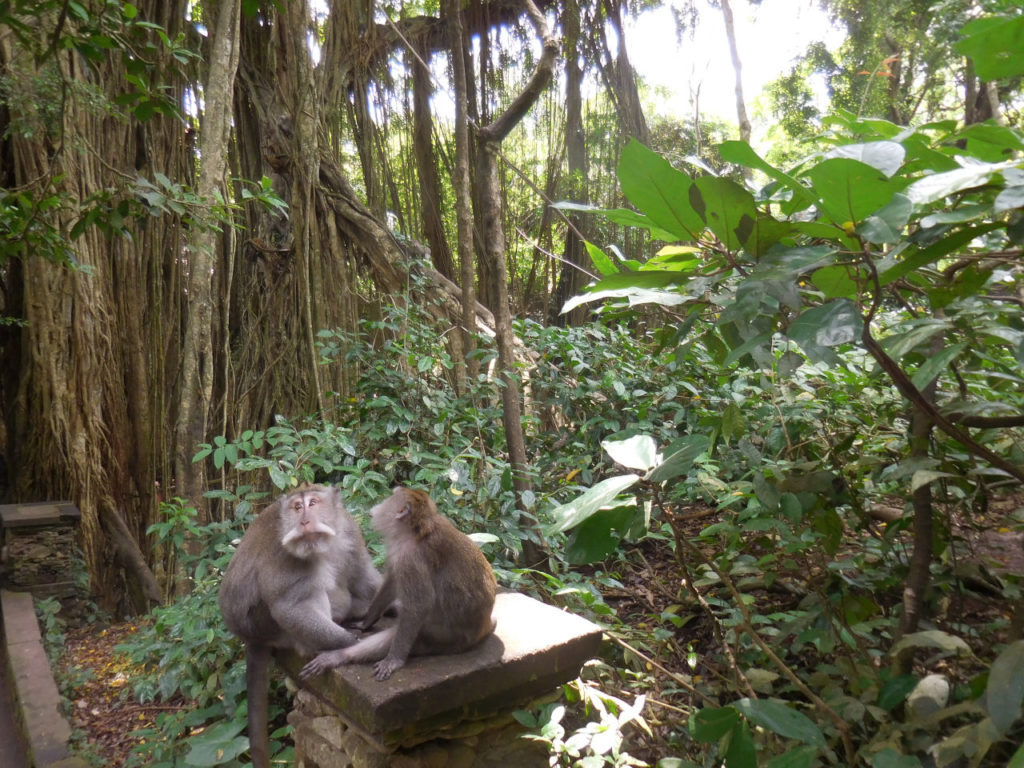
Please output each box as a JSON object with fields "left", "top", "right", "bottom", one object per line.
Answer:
{"left": 270, "top": 595, "right": 357, "bottom": 652}
{"left": 360, "top": 574, "right": 396, "bottom": 630}
{"left": 374, "top": 568, "right": 433, "bottom": 680}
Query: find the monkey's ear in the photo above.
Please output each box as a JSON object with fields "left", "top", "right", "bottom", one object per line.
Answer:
{"left": 396, "top": 502, "right": 412, "bottom": 519}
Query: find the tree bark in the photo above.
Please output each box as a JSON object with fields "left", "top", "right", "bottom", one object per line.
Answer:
{"left": 411, "top": 36, "right": 457, "bottom": 282}
{"left": 719, "top": 0, "right": 752, "bottom": 145}
{"left": 550, "top": 0, "right": 590, "bottom": 326}
{"left": 475, "top": 0, "right": 558, "bottom": 568}
{"left": 175, "top": 0, "right": 241, "bottom": 520}
{"left": 444, "top": 0, "right": 480, "bottom": 385}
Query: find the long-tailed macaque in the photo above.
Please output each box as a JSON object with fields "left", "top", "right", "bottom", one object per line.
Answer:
{"left": 300, "top": 486, "right": 497, "bottom": 681}
{"left": 219, "top": 484, "right": 381, "bottom": 768}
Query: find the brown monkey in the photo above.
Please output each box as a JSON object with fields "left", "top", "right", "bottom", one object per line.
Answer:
{"left": 219, "top": 484, "right": 381, "bottom": 768}
{"left": 300, "top": 486, "right": 497, "bottom": 681}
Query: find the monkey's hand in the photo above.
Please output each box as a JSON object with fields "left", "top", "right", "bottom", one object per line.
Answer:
{"left": 300, "top": 649, "right": 348, "bottom": 679}
{"left": 373, "top": 655, "right": 405, "bottom": 681}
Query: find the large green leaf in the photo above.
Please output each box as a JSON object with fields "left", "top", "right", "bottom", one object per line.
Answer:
{"left": 806, "top": 158, "right": 899, "bottom": 225}
{"left": 767, "top": 746, "right": 820, "bottom": 768}
{"left": 602, "top": 435, "right": 659, "bottom": 472}
{"left": 734, "top": 698, "right": 826, "bottom": 748}
{"left": 561, "top": 271, "right": 688, "bottom": 313}
{"left": 690, "top": 176, "right": 758, "bottom": 251}
{"left": 986, "top": 640, "right": 1024, "bottom": 733}
{"left": 545, "top": 474, "right": 640, "bottom": 534}
{"left": 788, "top": 299, "right": 863, "bottom": 350}
{"left": 956, "top": 15, "right": 1024, "bottom": 80}
{"left": 826, "top": 141, "right": 906, "bottom": 177}
{"left": 911, "top": 343, "right": 965, "bottom": 390}
{"left": 858, "top": 193, "right": 912, "bottom": 244}
{"left": 717, "top": 140, "right": 816, "bottom": 213}
{"left": 890, "top": 630, "right": 971, "bottom": 657}
{"left": 690, "top": 706, "right": 739, "bottom": 742}
{"left": 617, "top": 139, "right": 705, "bottom": 241}
{"left": 646, "top": 434, "right": 710, "bottom": 483}
{"left": 552, "top": 201, "right": 680, "bottom": 242}
{"left": 905, "top": 160, "right": 1019, "bottom": 206}
{"left": 564, "top": 505, "right": 637, "bottom": 564}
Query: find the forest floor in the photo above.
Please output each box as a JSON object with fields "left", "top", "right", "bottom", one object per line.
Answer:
{"left": 56, "top": 495, "right": 1024, "bottom": 766}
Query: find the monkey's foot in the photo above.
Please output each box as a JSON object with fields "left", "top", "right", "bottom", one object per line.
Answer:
{"left": 300, "top": 649, "right": 350, "bottom": 679}
{"left": 373, "top": 656, "right": 405, "bottom": 680}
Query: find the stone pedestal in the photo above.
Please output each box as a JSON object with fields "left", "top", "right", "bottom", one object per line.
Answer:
{"left": 0, "top": 502, "right": 81, "bottom": 595}
{"left": 281, "top": 592, "right": 604, "bottom": 768}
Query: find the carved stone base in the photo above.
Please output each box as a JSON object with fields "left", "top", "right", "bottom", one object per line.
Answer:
{"left": 282, "top": 592, "right": 604, "bottom": 768}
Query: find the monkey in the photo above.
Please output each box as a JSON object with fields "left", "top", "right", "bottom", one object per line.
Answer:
{"left": 300, "top": 486, "right": 497, "bottom": 682}
{"left": 219, "top": 484, "right": 381, "bottom": 768}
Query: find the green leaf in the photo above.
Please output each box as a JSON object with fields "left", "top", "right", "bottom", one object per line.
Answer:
{"left": 870, "top": 747, "right": 923, "bottom": 768}
{"left": 905, "top": 160, "right": 1019, "bottom": 206}
{"left": 545, "top": 474, "right": 640, "bottom": 534}
{"left": 811, "top": 265, "right": 858, "bottom": 298}
{"left": 767, "top": 746, "right": 820, "bottom": 768}
{"left": 827, "top": 141, "right": 906, "bottom": 177}
{"left": 733, "top": 698, "right": 827, "bottom": 748}
{"left": 877, "top": 675, "right": 920, "bottom": 711}
{"left": 602, "top": 435, "right": 659, "bottom": 472}
{"left": 995, "top": 185, "right": 1024, "bottom": 214}
{"left": 722, "top": 402, "right": 746, "bottom": 442}
{"left": 910, "top": 470, "right": 957, "bottom": 492}
{"left": 584, "top": 241, "right": 619, "bottom": 277}
{"left": 562, "top": 271, "right": 689, "bottom": 314}
{"left": 890, "top": 630, "right": 971, "bottom": 657}
{"left": 806, "top": 158, "right": 899, "bottom": 225}
{"left": 618, "top": 140, "right": 705, "bottom": 241}
{"left": 690, "top": 706, "right": 739, "bottom": 742}
{"left": 956, "top": 15, "right": 1024, "bottom": 80}
{"left": 986, "top": 640, "right": 1024, "bottom": 733}
{"left": 647, "top": 434, "right": 710, "bottom": 483}
{"left": 858, "top": 193, "right": 912, "bottom": 244}
{"left": 716, "top": 140, "right": 816, "bottom": 213}
{"left": 554, "top": 202, "right": 680, "bottom": 242}
{"left": 1009, "top": 740, "right": 1024, "bottom": 768}
{"left": 788, "top": 299, "right": 863, "bottom": 349}
{"left": 691, "top": 176, "right": 758, "bottom": 251}
{"left": 911, "top": 343, "right": 964, "bottom": 390}
{"left": 724, "top": 721, "right": 756, "bottom": 768}
{"left": 565, "top": 505, "right": 637, "bottom": 564}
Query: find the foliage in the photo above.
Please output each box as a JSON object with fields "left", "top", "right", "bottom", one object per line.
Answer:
{"left": 115, "top": 502, "right": 256, "bottom": 767}
{"left": 544, "top": 18, "right": 1024, "bottom": 763}
{"left": 518, "top": 680, "right": 651, "bottom": 767}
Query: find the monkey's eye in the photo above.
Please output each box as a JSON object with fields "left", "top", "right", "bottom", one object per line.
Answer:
{"left": 308, "top": 497, "right": 319, "bottom": 507}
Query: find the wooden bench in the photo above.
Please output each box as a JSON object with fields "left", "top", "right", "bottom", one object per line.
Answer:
{"left": 281, "top": 591, "right": 604, "bottom": 767}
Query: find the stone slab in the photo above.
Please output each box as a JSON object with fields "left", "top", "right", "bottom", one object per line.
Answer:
{"left": 1, "top": 589, "right": 79, "bottom": 767}
{"left": 280, "top": 591, "right": 604, "bottom": 748}
{"left": 0, "top": 502, "right": 81, "bottom": 530}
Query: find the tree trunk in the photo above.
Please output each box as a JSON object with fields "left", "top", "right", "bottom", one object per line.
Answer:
{"left": 175, "top": 0, "right": 241, "bottom": 520}
{"left": 444, "top": 0, "right": 480, "bottom": 385}
{"left": 0, "top": 1, "right": 191, "bottom": 611}
{"left": 550, "top": 0, "right": 590, "bottom": 326}
{"left": 719, "top": 0, "right": 752, "bottom": 145}
{"left": 411, "top": 36, "right": 457, "bottom": 282}
{"left": 475, "top": 0, "right": 558, "bottom": 568}
{"left": 602, "top": 0, "right": 649, "bottom": 146}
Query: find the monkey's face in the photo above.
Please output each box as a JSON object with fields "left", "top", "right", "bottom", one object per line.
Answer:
{"left": 279, "top": 489, "right": 338, "bottom": 558}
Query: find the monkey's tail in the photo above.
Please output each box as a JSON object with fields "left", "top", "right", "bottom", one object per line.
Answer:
{"left": 246, "top": 644, "right": 272, "bottom": 768}
{"left": 343, "top": 625, "right": 396, "bottom": 663}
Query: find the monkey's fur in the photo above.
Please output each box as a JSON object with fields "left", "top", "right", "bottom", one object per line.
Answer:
{"left": 220, "top": 484, "right": 381, "bottom": 768}
{"left": 301, "top": 486, "right": 497, "bottom": 681}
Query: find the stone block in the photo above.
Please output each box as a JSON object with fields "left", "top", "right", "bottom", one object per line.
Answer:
{"left": 281, "top": 591, "right": 603, "bottom": 748}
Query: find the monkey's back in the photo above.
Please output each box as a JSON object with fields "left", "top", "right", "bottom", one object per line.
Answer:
{"left": 421, "top": 513, "right": 497, "bottom": 649}
{"left": 219, "top": 502, "right": 294, "bottom": 646}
